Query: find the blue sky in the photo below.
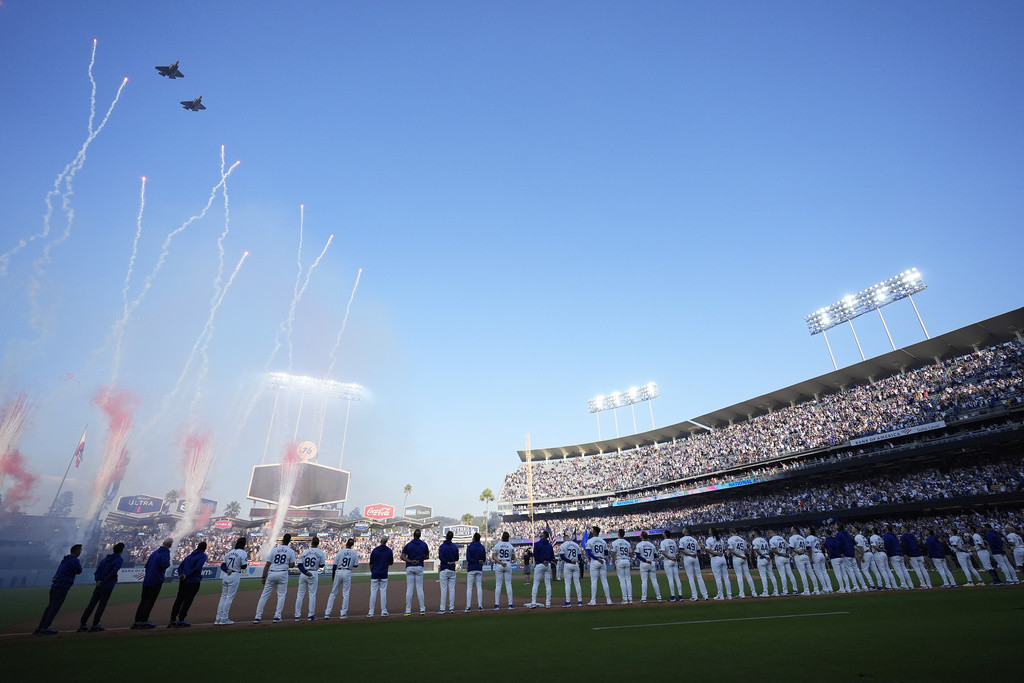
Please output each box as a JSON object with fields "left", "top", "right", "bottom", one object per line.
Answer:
{"left": 1, "top": 2, "right": 1022, "bottom": 521}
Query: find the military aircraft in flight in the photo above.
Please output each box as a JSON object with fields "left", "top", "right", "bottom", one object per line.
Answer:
{"left": 180, "top": 96, "right": 206, "bottom": 111}
{"left": 155, "top": 60, "right": 184, "bottom": 79}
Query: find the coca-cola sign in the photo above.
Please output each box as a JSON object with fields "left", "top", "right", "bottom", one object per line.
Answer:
{"left": 214, "top": 520, "right": 232, "bottom": 530}
{"left": 363, "top": 504, "right": 394, "bottom": 520}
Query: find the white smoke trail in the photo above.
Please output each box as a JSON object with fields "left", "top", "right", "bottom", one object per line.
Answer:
{"left": 190, "top": 251, "right": 250, "bottom": 415}
{"left": 264, "top": 205, "right": 304, "bottom": 371}
{"left": 87, "top": 39, "right": 98, "bottom": 134}
{"left": 263, "top": 444, "right": 303, "bottom": 559}
{"left": 111, "top": 160, "right": 241, "bottom": 374}
{"left": 0, "top": 42, "right": 121, "bottom": 278}
{"left": 325, "top": 268, "right": 363, "bottom": 378}
{"left": 286, "top": 233, "right": 334, "bottom": 371}
{"left": 27, "top": 76, "right": 130, "bottom": 323}
{"left": 169, "top": 432, "right": 216, "bottom": 554}
{"left": 85, "top": 389, "right": 135, "bottom": 523}
{"left": 210, "top": 146, "right": 230, "bottom": 301}
{"left": 109, "top": 176, "right": 147, "bottom": 387}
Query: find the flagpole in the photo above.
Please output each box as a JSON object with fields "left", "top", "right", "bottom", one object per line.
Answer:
{"left": 48, "top": 425, "right": 86, "bottom": 516}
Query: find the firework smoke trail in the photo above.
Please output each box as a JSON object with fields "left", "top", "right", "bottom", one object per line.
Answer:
{"left": 0, "top": 42, "right": 124, "bottom": 278}
{"left": 169, "top": 431, "right": 216, "bottom": 554}
{"left": 109, "top": 176, "right": 147, "bottom": 386}
{"left": 263, "top": 442, "right": 303, "bottom": 559}
{"left": 325, "top": 268, "right": 363, "bottom": 378}
{"left": 0, "top": 395, "right": 37, "bottom": 509}
{"left": 286, "top": 233, "right": 334, "bottom": 371}
{"left": 190, "top": 251, "right": 250, "bottom": 415}
{"left": 26, "top": 76, "right": 130, "bottom": 321}
{"left": 264, "top": 205, "right": 305, "bottom": 371}
{"left": 108, "top": 159, "right": 241, "bottom": 386}
{"left": 85, "top": 389, "right": 137, "bottom": 523}
{"left": 87, "top": 39, "right": 98, "bottom": 134}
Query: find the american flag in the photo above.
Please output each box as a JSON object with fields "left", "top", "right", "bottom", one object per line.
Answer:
{"left": 73, "top": 427, "right": 87, "bottom": 468}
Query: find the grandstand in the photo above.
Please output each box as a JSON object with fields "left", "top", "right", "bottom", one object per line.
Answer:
{"left": 498, "top": 307, "right": 1024, "bottom": 537}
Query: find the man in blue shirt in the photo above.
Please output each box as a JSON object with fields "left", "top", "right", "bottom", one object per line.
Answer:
{"left": 401, "top": 529, "right": 430, "bottom": 616}
{"left": 924, "top": 530, "right": 956, "bottom": 587}
{"left": 822, "top": 532, "right": 849, "bottom": 593}
{"left": 465, "top": 532, "right": 487, "bottom": 612}
{"left": 530, "top": 529, "right": 554, "bottom": 608}
{"left": 835, "top": 523, "right": 867, "bottom": 591}
{"left": 368, "top": 535, "right": 394, "bottom": 617}
{"left": 78, "top": 542, "right": 125, "bottom": 632}
{"left": 35, "top": 544, "right": 83, "bottom": 635}
{"left": 133, "top": 537, "right": 173, "bottom": 629}
{"left": 169, "top": 541, "right": 208, "bottom": 627}
{"left": 437, "top": 530, "right": 459, "bottom": 614}
{"left": 985, "top": 524, "right": 1020, "bottom": 584}
{"left": 882, "top": 526, "right": 911, "bottom": 589}
{"left": 900, "top": 530, "right": 931, "bottom": 589}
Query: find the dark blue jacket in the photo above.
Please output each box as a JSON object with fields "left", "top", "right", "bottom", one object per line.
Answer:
{"left": 94, "top": 552, "right": 124, "bottom": 588}
{"left": 369, "top": 544, "right": 394, "bottom": 579}
{"left": 924, "top": 536, "right": 945, "bottom": 559}
{"left": 402, "top": 538, "right": 429, "bottom": 566}
{"left": 985, "top": 530, "right": 1005, "bottom": 554}
{"left": 466, "top": 541, "right": 486, "bottom": 571}
{"left": 901, "top": 533, "right": 922, "bottom": 557}
{"left": 178, "top": 548, "right": 208, "bottom": 583}
{"left": 883, "top": 533, "right": 901, "bottom": 556}
{"left": 822, "top": 536, "right": 841, "bottom": 560}
{"left": 52, "top": 554, "right": 83, "bottom": 588}
{"left": 533, "top": 538, "right": 554, "bottom": 564}
{"left": 835, "top": 530, "right": 856, "bottom": 558}
{"left": 143, "top": 546, "right": 171, "bottom": 586}
{"left": 438, "top": 541, "right": 459, "bottom": 571}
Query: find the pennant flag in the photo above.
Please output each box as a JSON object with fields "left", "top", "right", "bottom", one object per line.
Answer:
{"left": 73, "top": 427, "right": 87, "bottom": 468}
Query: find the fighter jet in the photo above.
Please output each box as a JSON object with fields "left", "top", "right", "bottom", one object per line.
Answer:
{"left": 155, "top": 60, "right": 184, "bottom": 79}
{"left": 180, "top": 96, "right": 206, "bottom": 111}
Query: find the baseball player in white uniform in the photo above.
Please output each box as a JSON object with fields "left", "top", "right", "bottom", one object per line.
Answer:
{"left": 769, "top": 531, "right": 796, "bottom": 595}
{"left": 970, "top": 527, "right": 994, "bottom": 579}
{"left": 634, "top": 531, "right": 662, "bottom": 602}
{"left": 789, "top": 527, "right": 819, "bottom": 595}
{"left": 948, "top": 531, "right": 982, "bottom": 585}
{"left": 294, "top": 537, "right": 326, "bottom": 620}
{"left": 705, "top": 529, "right": 732, "bottom": 600}
{"left": 853, "top": 528, "right": 880, "bottom": 589}
{"left": 726, "top": 529, "right": 756, "bottom": 599}
{"left": 585, "top": 527, "right": 613, "bottom": 606}
{"left": 804, "top": 527, "right": 832, "bottom": 593}
{"left": 491, "top": 532, "right": 516, "bottom": 609}
{"left": 679, "top": 527, "right": 708, "bottom": 601}
{"left": 660, "top": 530, "right": 682, "bottom": 601}
{"left": 559, "top": 533, "right": 584, "bottom": 607}
{"left": 216, "top": 537, "right": 248, "bottom": 624}
{"left": 254, "top": 533, "right": 297, "bottom": 623}
{"left": 1005, "top": 525, "right": 1024, "bottom": 571}
{"left": 750, "top": 529, "right": 779, "bottom": 597}
{"left": 324, "top": 538, "right": 359, "bottom": 618}
{"left": 868, "top": 528, "right": 895, "bottom": 590}
{"left": 611, "top": 529, "right": 633, "bottom": 604}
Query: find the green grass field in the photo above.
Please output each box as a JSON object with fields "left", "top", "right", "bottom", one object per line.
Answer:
{"left": 2, "top": 573, "right": 1021, "bottom": 680}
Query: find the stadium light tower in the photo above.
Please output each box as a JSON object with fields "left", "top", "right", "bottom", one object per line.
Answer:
{"left": 587, "top": 382, "right": 659, "bottom": 438}
{"left": 262, "top": 372, "right": 364, "bottom": 468}
{"left": 804, "top": 268, "right": 929, "bottom": 370}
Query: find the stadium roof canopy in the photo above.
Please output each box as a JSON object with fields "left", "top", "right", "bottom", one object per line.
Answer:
{"left": 517, "top": 306, "right": 1024, "bottom": 462}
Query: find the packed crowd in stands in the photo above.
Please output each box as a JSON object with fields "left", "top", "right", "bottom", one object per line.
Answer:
{"left": 501, "top": 340, "right": 1024, "bottom": 502}
{"left": 496, "top": 452, "right": 1024, "bottom": 540}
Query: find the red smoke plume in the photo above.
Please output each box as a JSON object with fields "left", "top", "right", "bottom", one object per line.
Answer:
{"left": 0, "top": 448, "right": 38, "bottom": 511}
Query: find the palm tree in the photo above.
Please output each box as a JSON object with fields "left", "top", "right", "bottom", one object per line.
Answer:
{"left": 479, "top": 488, "right": 494, "bottom": 541}
{"left": 224, "top": 500, "right": 241, "bottom": 518}
{"left": 163, "top": 489, "right": 180, "bottom": 512}
{"left": 461, "top": 512, "right": 474, "bottom": 526}
{"left": 402, "top": 484, "right": 412, "bottom": 516}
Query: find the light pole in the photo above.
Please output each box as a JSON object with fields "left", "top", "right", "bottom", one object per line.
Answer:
{"left": 804, "top": 269, "right": 928, "bottom": 368}
{"left": 587, "top": 382, "right": 659, "bottom": 439}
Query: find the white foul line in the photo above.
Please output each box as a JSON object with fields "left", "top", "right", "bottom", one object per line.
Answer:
{"left": 592, "top": 610, "right": 849, "bottom": 631}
